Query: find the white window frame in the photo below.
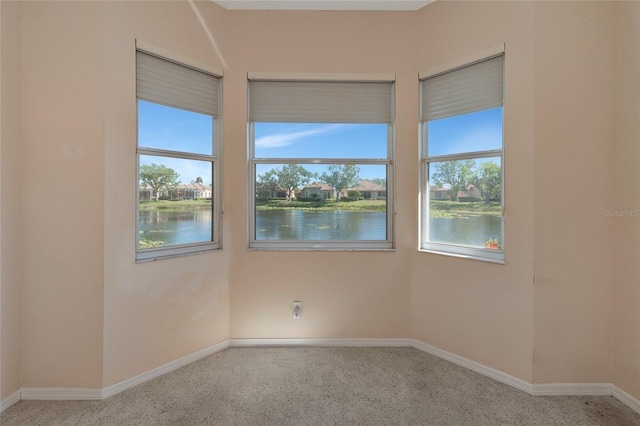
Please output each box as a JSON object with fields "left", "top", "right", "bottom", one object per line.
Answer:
{"left": 419, "top": 46, "right": 505, "bottom": 263}
{"left": 247, "top": 74, "right": 395, "bottom": 250}
{"left": 135, "top": 41, "right": 223, "bottom": 262}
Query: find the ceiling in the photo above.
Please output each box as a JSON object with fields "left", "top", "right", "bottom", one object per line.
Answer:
{"left": 213, "top": 1, "right": 435, "bottom": 11}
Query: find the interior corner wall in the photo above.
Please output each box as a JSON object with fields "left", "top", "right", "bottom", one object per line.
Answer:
{"left": 532, "top": 1, "right": 615, "bottom": 384}
{"left": 224, "top": 10, "right": 417, "bottom": 340}
{"left": 102, "top": 0, "right": 230, "bottom": 387}
{"left": 613, "top": 1, "right": 640, "bottom": 401}
{"left": 19, "top": 0, "right": 105, "bottom": 388}
{"left": 1, "top": 0, "right": 23, "bottom": 400}
{"left": 412, "top": 1, "right": 536, "bottom": 383}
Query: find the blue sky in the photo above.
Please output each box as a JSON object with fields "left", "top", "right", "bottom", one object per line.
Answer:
{"left": 254, "top": 123, "right": 387, "bottom": 159}
{"left": 427, "top": 108, "right": 503, "bottom": 186}
{"left": 254, "top": 122, "right": 387, "bottom": 181}
{"left": 427, "top": 108, "right": 502, "bottom": 157}
{"left": 138, "top": 101, "right": 502, "bottom": 186}
{"left": 138, "top": 101, "right": 214, "bottom": 185}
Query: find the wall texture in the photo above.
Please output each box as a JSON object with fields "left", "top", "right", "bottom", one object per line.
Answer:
{"left": 102, "top": 0, "right": 231, "bottom": 387}
{"left": 532, "top": 0, "right": 615, "bottom": 384}
{"left": 412, "top": 0, "right": 536, "bottom": 383}
{"left": 224, "top": 10, "right": 417, "bottom": 341}
{"left": 613, "top": 1, "right": 640, "bottom": 401}
{"left": 19, "top": 0, "right": 106, "bottom": 388}
{"left": 1, "top": 0, "right": 23, "bottom": 401}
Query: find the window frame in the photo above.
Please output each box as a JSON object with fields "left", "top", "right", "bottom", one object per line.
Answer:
{"left": 418, "top": 47, "right": 506, "bottom": 263}
{"left": 247, "top": 75, "right": 395, "bottom": 250}
{"left": 135, "top": 42, "right": 223, "bottom": 262}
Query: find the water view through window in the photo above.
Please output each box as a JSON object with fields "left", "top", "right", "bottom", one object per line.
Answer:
{"left": 425, "top": 108, "right": 503, "bottom": 250}
{"left": 253, "top": 122, "right": 390, "bottom": 244}
{"left": 137, "top": 101, "right": 216, "bottom": 251}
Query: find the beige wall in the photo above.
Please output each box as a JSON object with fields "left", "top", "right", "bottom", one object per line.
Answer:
{"left": 224, "top": 10, "right": 417, "bottom": 340}
{"left": 19, "top": 0, "right": 105, "bottom": 388}
{"left": 1, "top": 0, "right": 23, "bottom": 400}
{"left": 412, "top": 1, "right": 536, "bottom": 382}
{"left": 533, "top": 0, "right": 615, "bottom": 384}
{"left": 102, "top": 0, "right": 231, "bottom": 387}
{"left": 613, "top": 1, "right": 640, "bottom": 400}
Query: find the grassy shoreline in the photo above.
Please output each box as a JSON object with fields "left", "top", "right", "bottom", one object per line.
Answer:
{"left": 139, "top": 199, "right": 212, "bottom": 211}
{"left": 429, "top": 200, "right": 501, "bottom": 218}
{"left": 256, "top": 199, "right": 386, "bottom": 212}
{"left": 139, "top": 198, "right": 501, "bottom": 218}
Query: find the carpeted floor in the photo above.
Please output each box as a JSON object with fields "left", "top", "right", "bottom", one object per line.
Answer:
{"left": 2, "top": 347, "right": 639, "bottom": 425}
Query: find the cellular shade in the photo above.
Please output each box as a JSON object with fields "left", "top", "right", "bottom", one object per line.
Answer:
{"left": 137, "top": 51, "right": 220, "bottom": 117}
{"left": 249, "top": 80, "right": 393, "bottom": 124}
{"left": 422, "top": 55, "right": 503, "bottom": 122}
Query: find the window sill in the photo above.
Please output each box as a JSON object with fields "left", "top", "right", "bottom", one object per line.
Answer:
{"left": 419, "top": 244, "right": 505, "bottom": 264}
{"left": 248, "top": 247, "right": 396, "bottom": 252}
{"left": 136, "top": 242, "right": 221, "bottom": 263}
{"left": 248, "top": 241, "right": 394, "bottom": 251}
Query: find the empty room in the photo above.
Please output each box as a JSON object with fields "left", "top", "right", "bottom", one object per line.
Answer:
{"left": 1, "top": 0, "right": 639, "bottom": 424}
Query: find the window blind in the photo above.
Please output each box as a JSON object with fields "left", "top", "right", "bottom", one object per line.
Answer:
{"left": 136, "top": 51, "right": 220, "bottom": 117}
{"left": 422, "top": 55, "right": 503, "bottom": 122}
{"left": 249, "top": 80, "right": 393, "bottom": 124}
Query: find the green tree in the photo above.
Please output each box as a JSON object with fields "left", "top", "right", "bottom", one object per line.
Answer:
{"left": 319, "top": 164, "right": 360, "bottom": 201}
{"left": 347, "top": 190, "right": 362, "bottom": 201}
{"left": 432, "top": 160, "right": 474, "bottom": 202}
{"left": 139, "top": 163, "right": 180, "bottom": 201}
{"left": 474, "top": 162, "right": 501, "bottom": 203}
{"left": 258, "top": 164, "right": 315, "bottom": 202}
{"left": 369, "top": 177, "right": 386, "bottom": 187}
{"left": 193, "top": 176, "right": 204, "bottom": 184}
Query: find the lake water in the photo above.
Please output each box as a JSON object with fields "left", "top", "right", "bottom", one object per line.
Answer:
{"left": 139, "top": 209, "right": 501, "bottom": 248}
{"left": 256, "top": 210, "right": 387, "bottom": 241}
{"left": 429, "top": 215, "right": 502, "bottom": 247}
{"left": 139, "top": 209, "right": 213, "bottom": 246}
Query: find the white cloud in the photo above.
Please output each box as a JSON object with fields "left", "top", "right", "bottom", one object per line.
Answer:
{"left": 255, "top": 124, "right": 349, "bottom": 149}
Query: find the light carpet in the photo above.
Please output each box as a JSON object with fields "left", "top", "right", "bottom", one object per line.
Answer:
{"left": 2, "top": 347, "right": 639, "bottom": 425}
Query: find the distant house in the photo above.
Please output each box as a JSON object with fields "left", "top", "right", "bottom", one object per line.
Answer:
{"left": 429, "top": 186, "right": 451, "bottom": 200}
{"left": 139, "top": 183, "right": 211, "bottom": 201}
{"left": 175, "top": 182, "right": 212, "bottom": 200}
{"left": 429, "top": 184, "right": 482, "bottom": 201}
{"left": 347, "top": 180, "right": 386, "bottom": 200}
{"left": 301, "top": 182, "right": 336, "bottom": 199}
{"left": 139, "top": 185, "right": 153, "bottom": 201}
{"left": 256, "top": 184, "right": 292, "bottom": 199}
{"left": 458, "top": 184, "right": 482, "bottom": 199}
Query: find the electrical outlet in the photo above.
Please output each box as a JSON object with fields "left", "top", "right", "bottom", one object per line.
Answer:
{"left": 293, "top": 301, "right": 302, "bottom": 319}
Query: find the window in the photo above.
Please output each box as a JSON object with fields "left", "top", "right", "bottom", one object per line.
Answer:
{"left": 136, "top": 48, "right": 221, "bottom": 261}
{"left": 248, "top": 76, "right": 395, "bottom": 249}
{"left": 419, "top": 52, "right": 505, "bottom": 262}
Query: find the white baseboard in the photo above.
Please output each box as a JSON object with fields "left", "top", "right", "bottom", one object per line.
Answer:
{"left": 11, "top": 340, "right": 229, "bottom": 405}
{"left": 408, "top": 338, "right": 534, "bottom": 394}
{"left": 229, "top": 338, "right": 412, "bottom": 348}
{"left": 233, "top": 336, "right": 640, "bottom": 416}
{"left": 101, "top": 340, "right": 229, "bottom": 398}
{"left": 4, "top": 338, "right": 640, "bottom": 419}
{"left": 0, "top": 389, "right": 21, "bottom": 412}
{"left": 21, "top": 387, "right": 102, "bottom": 401}
{"left": 407, "top": 338, "right": 640, "bottom": 416}
{"left": 531, "top": 383, "right": 613, "bottom": 396}
{"left": 613, "top": 385, "right": 640, "bottom": 415}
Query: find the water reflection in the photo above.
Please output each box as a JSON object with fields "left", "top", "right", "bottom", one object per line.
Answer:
{"left": 137, "top": 209, "right": 501, "bottom": 248}
{"left": 139, "top": 209, "right": 212, "bottom": 247}
{"left": 429, "top": 216, "right": 501, "bottom": 248}
{"left": 256, "top": 210, "right": 387, "bottom": 241}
